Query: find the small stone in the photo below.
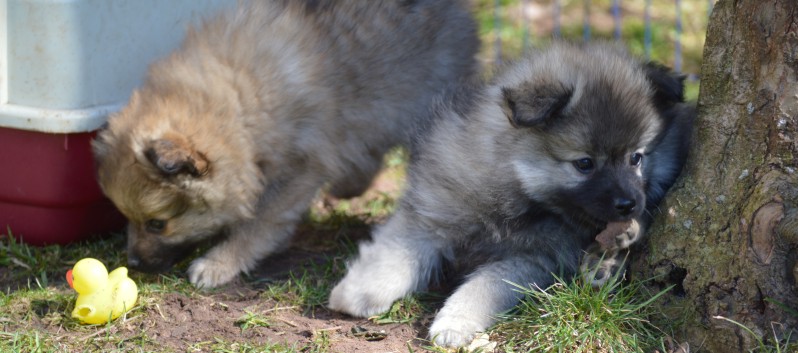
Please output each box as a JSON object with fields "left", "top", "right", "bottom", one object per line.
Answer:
{"left": 738, "top": 169, "right": 750, "bottom": 180}
{"left": 466, "top": 333, "right": 497, "bottom": 352}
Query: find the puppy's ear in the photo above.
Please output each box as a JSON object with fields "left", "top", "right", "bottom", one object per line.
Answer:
{"left": 501, "top": 83, "right": 572, "bottom": 128}
{"left": 144, "top": 133, "right": 209, "bottom": 177}
{"left": 643, "top": 62, "right": 686, "bottom": 109}
{"left": 91, "top": 131, "right": 111, "bottom": 160}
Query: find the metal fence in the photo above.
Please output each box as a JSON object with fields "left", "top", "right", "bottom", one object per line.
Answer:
{"left": 488, "top": 0, "right": 715, "bottom": 78}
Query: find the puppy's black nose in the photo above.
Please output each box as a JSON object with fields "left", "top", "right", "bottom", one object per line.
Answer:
{"left": 614, "top": 198, "right": 636, "bottom": 216}
{"left": 127, "top": 255, "right": 141, "bottom": 270}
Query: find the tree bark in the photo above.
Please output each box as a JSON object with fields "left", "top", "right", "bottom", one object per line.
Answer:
{"left": 635, "top": 0, "right": 798, "bottom": 351}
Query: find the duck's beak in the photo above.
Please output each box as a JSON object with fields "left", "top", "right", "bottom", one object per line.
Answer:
{"left": 66, "top": 269, "right": 74, "bottom": 289}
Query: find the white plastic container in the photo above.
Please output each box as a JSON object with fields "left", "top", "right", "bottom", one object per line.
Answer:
{"left": 0, "top": 0, "right": 233, "bottom": 245}
{"left": 1, "top": 0, "right": 233, "bottom": 132}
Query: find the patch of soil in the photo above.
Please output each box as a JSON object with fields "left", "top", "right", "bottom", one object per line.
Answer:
{"left": 136, "top": 289, "right": 430, "bottom": 352}
{"left": 121, "top": 218, "right": 432, "bottom": 352}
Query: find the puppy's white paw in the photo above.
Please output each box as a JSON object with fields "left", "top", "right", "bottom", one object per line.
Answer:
{"left": 188, "top": 256, "right": 241, "bottom": 289}
{"left": 580, "top": 253, "right": 620, "bottom": 287}
{"left": 616, "top": 219, "right": 641, "bottom": 248}
{"left": 328, "top": 277, "right": 395, "bottom": 318}
{"left": 429, "top": 314, "right": 483, "bottom": 348}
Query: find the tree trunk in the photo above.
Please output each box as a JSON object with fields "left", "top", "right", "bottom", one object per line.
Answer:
{"left": 635, "top": 0, "right": 798, "bottom": 351}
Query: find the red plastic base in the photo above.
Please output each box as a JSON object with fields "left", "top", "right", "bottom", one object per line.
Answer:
{"left": 0, "top": 127, "right": 126, "bottom": 245}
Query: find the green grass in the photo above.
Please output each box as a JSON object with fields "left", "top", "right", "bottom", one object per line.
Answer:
{"left": 369, "top": 294, "right": 431, "bottom": 325}
{"left": 2, "top": 331, "right": 46, "bottom": 353}
{"left": 261, "top": 261, "right": 340, "bottom": 312}
{"left": 235, "top": 309, "right": 272, "bottom": 331}
{"left": 1, "top": 287, "right": 87, "bottom": 351}
{"left": 713, "top": 316, "right": 798, "bottom": 353}
{"left": 492, "top": 276, "right": 672, "bottom": 353}
{"left": 1, "top": 229, "right": 129, "bottom": 291}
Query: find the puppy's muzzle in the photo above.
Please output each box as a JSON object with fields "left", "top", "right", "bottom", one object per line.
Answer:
{"left": 127, "top": 234, "right": 195, "bottom": 273}
{"left": 127, "top": 247, "right": 185, "bottom": 273}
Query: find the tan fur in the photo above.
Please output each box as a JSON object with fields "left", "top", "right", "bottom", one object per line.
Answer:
{"left": 93, "top": 0, "right": 478, "bottom": 288}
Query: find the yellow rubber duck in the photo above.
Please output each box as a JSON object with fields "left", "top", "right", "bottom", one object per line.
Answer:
{"left": 66, "top": 258, "right": 138, "bottom": 324}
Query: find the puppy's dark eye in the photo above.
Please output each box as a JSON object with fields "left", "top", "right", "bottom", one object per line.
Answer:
{"left": 145, "top": 219, "right": 167, "bottom": 234}
{"left": 630, "top": 152, "right": 643, "bottom": 167}
{"left": 572, "top": 158, "right": 595, "bottom": 174}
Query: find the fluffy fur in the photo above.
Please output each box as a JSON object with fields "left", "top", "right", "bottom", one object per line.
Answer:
{"left": 328, "top": 42, "right": 694, "bottom": 348}
{"left": 92, "top": 0, "right": 479, "bottom": 288}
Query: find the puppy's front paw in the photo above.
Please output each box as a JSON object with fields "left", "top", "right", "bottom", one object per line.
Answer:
{"left": 188, "top": 256, "right": 241, "bottom": 289}
{"left": 616, "top": 219, "right": 641, "bottom": 249}
{"left": 429, "top": 314, "right": 483, "bottom": 348}
{"left": 328, "top": 276, "right": 395, "bottom": 318}
{"left": 579, "top": 246, "right": 626, "bottom": 288}
{"left": 596, "top": 219, "right": 641, "bottom": 250}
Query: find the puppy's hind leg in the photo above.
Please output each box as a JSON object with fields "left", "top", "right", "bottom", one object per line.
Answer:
{"left": 329, "top": 210, "right": 444, "bottom": 318}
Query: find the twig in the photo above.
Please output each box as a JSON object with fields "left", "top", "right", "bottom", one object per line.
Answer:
{"left": 77, "top": 315, "right": 141, "bottom": 341}
{"left": 266, "top": 305, "right": 299, "bottom": 313}
{"left": 276, "top": 317, "right": 299, "bottom": 327}
{"left": 154, "top": 303, "right": 166, "bottom": 320}
{"left": 10, "top": 257, "right": 31, "bottom": 270}
{"left": 315, "top": 326, "right": 342, "bottom": 332}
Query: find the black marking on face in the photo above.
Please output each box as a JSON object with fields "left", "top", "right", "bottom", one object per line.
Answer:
{"left": 554, "top": 157, "right": 646, "bottom": 226}
{"left": 144, "top": 137, "right": 209, "bottom": 178}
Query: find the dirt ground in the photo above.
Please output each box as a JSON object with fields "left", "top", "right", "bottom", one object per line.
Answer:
{"left": 0, "top": 168, "right": 460, "bottom": 352}
{"left": 1, "top": 241, "right": 440, "bottom": 353}
{"left": 123, "top": 245, "right": 437, "bottom": 353}
{"left": 142, "top": 292, "right": 428, "bottom": 352}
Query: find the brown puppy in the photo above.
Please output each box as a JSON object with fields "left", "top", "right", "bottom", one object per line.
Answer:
{"left": 93, "top": 0, "right": 478, "bottom": 288}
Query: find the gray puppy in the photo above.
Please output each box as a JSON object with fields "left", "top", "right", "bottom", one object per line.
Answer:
{"left": 93, "top": 0, "right": 478, "bottom": 289}
{"left": 329, "top": 42, "right": 694, "bottom": 347}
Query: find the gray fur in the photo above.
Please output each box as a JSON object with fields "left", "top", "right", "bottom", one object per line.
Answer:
{"left": 329, "top": 42, "right": 694, "bottom": 347}
{"left": 92, "top": 0, "right": 479, "bottom": 288}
